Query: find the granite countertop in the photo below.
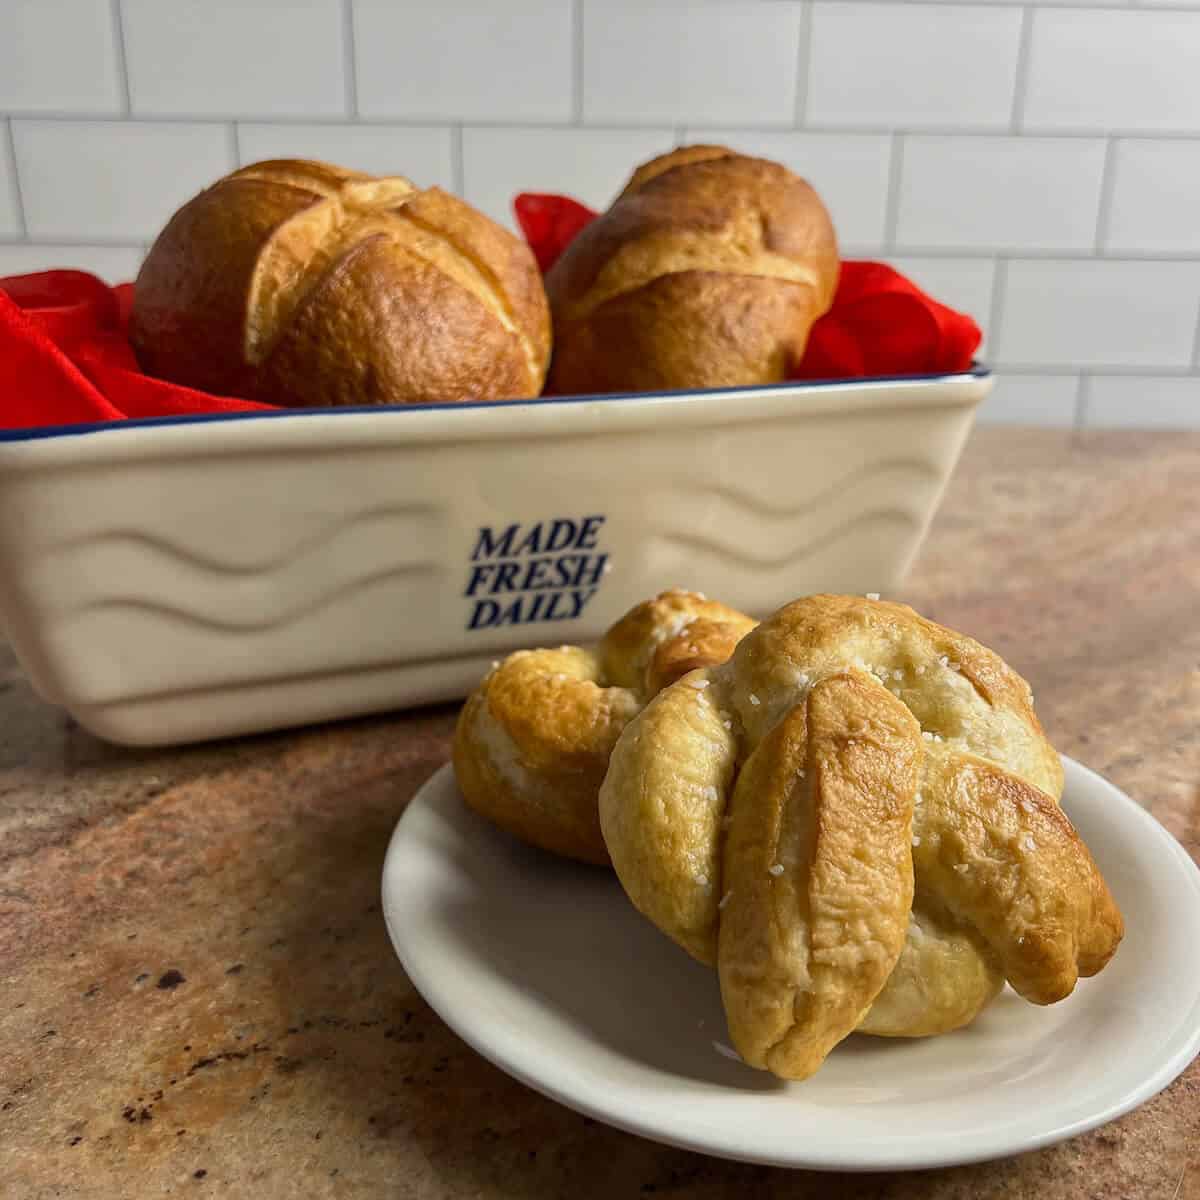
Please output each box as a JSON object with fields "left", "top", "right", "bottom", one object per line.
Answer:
{"left": 2, "top": 427, "right": 1197, "bottom": 1199}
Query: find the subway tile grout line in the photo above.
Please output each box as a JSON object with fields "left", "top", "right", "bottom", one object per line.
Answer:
{"left": 991, "top": 363, "right": 1200, "bottom": 377}
{"left": 342, "top": 0, "right": 359, "bottom": 119}
{"left": 227, "top": 122, "right": 241, "bottom": 168}
{"left": 796, "top": 0, "right": 1200, "bottom": 8}
{"left": 1092, "top": 137, "right": 1119, "bottom": 254}
{"left": 987, "top": 256, "right": 1009, "bottom": 359}
{"left": 1074, "top": 372, "right": 1091, "bottom": 430}
{"left": 571, "top": 0, "right": 584, "bottom": 124}
{"left": 450, "top": 125, "right": 465, "bottom": 197}
{"left": 867, "top": 245, "right": 1200, "bottom": 262}
{"left": 794, "top": 0, "right": 814, "bottom": 128}
{"left": 1192, "top": 297, "right": 1200, "bottom": 368}
{"left": 1009, "top": 6, "right": 1034, "bottom": 135}
{"left": 110, "top": 0, "right": 132, "bottom": 116}
{"left": 882, "top": 134, "right": 904, "bottom": 250}
{"left": 3, "top": 119, "right": 27, "bottom": 238}
{"left": 7, "top": 111, "right": 1200, "bottom": 142}
{"left": 0, "top": 235, "right": 147, "bottom": 249}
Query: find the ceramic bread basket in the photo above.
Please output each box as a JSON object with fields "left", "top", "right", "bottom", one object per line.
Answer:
{"left": 0, "top": 368, "right": 990, "bottom": 746}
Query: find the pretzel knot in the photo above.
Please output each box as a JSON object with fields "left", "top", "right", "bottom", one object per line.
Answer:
{"left": 453, "top": 590, "right": 757, "bottom": 864}
{"left": 599, "top": 594, "right": 1124, "bottom": 1080}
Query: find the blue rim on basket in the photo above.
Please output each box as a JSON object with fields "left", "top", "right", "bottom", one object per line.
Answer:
{"left": 0, "top": 363, "right": 992, "bottom": 443}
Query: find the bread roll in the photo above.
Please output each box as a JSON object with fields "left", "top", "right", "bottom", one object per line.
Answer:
{"left": 544, "top": 145, "right": 839, "bottom": 396}
{"left": 131, "top": 159, "right": 550, "bottom": 407}
{"left": 599, "top": 595, "right": 1123, "bottom": 1080}
{"left": 453, "top": 589, "right": 756, "bottom": 864}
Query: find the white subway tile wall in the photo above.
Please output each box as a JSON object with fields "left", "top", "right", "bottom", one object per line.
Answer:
{"left": 1023, "top": 9, "right": 1200, "bottom": 133}
{"left": 996, "top": 260, "right": 1200, "bottom": 369}
{"left": 122, "top": 0, "right": 347, "bottom": 118}
{"left": 0, "top": 0, "right": 124, "bottom": 116}
{"left": 806, "top": 4, "right": 1023, "bottom": 130}
{"left": 354, "top": 0, "right": 573, "bottom": 122}
{"left": 1, "top": 0, "right": 1197, "bottom": 430}
{"left": 1103, "top": 140, "right": 1200, "bottom": 256}
{"left": 894, "top": 136, "right": 1107, "bottom": 252}
{"left": 12, "top": 121, "right": 234, "bottom": 242}
{"left": 1086, "top": 377, "right": 1200, "bottom": 428}
{"left": 977, "top": 375, "right": 1080, "bottom": 427}
{"left": 582, "top": 2, "right": 803, "bottom": 126}
{"left": 0, "top": 126, "right": 21, "bottom": 237}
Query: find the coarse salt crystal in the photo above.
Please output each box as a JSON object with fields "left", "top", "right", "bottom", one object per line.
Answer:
{"left": 768, "top": 863, "right": 785, "bottom": 877}
{"left": 688, "top": 679, "right": 710, "bottom": 690}
{"left": 697, "top": 873, "right": 709, "bottom": 888}
{"left": 718, "top": 891, "right": 733, "bottom": 910}
{"left": 702, "top": 786, "right": 718, "bottom": 802}
{"left": 953, "top": 863, "right": 969, "bottom": 875}
{"left": 922, "top": 731, "right": 935, "bottom": 741}
{"left": 723, "top": 720, "right": 732, "bottom": 731}
{"left": 916, "top": 665, "right": 926, "bottom": 675}
{"left": 866, "top": 592, "right": 880, "bottom": 601}
{"left": 912, "top": 835, "right": 921, "bottom": 847}
{"left": 1019, "top": 798, "right": 1035, "bottom": 814}
{"left": 1020, "top": 834, "right": 1036, "bottom": 852}
{"left": 892, "top": 669, "right": 903, "bottom": 681}
{"left": 749, "top": 694, "right": 761, "bottom": 706}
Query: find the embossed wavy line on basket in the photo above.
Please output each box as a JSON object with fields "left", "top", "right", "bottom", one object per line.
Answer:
{"left": 55, "top": 562, "right": 437, "bottom": 634}
{"left": 657, "top": 507, "right": 922, "bottom": 571}
{"left": 43, "top": 503, "right": 441, "bottom": 633}
{"left": 652, "top": 457, "right": 940, "bottom": 569}
{"left": 698, "top": 457, "right": 942, "bottom": 520}
{"left": 41, "top": 501, "right": 438, "bottom": 575}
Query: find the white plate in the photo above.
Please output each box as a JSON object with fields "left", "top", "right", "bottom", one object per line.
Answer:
{"left": 381, "top": 757, "right": 1200, "bottom": 1171}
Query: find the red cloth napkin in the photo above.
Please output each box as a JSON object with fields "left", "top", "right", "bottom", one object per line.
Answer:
{"left": 0, "top": 199, "right": 980, "bottom": 430}
{"left": 0, "top": 271, "right": 273, "bottom": 428}
{"left": 514, "top": 193, "right": 982, "bottom": 382}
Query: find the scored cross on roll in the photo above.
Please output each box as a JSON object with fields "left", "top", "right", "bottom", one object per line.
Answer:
{"left": 598, "top": 594, "right": 1124, "bottom": 1081}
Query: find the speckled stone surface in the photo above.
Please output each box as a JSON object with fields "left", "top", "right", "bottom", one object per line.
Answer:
{"left": 1, "top": 428, "right": 1197, "bottom": 1199}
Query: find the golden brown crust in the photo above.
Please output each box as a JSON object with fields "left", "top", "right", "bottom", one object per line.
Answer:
{"left": 599, "top": 591, "right": 758, "bottom": 692}
{"left": 452, "top": 647, "right": 638, "bottom": 865}
{"left": 718, "top": 677, "right": 920, "bottom": 1079}
{"left": 452, "top": 590, "right": 755, "bottom": 864}
{"left": 599, "top": 594, "right": 1123, "bottom": 1079}
{"left": 544, "top": 146, "right": 839, "bottom": 396}
{"left": 913, "top": 751, "right": 1123, "bottom": 1003}
{"left": 546, "top": 271, "right": 830, "bottom": 396}
{"left": 617, "top": 145, "right": 739, "bottom": 198}
{"left": 130, "top": 158, "right": 550, "bottom": 407}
